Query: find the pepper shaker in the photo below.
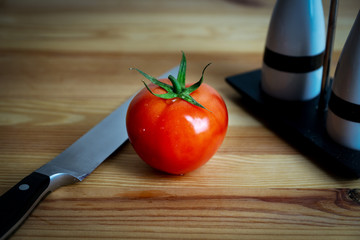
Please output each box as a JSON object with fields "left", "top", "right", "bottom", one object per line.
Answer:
{"left": 326, "top": 11, "right": 360, "bottom": 151}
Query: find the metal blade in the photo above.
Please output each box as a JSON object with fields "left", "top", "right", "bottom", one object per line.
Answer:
{"left": 36, "top": 65, "right": 180, "bottom": 181}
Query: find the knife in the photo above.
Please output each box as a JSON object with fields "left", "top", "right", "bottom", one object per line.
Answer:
{"left": 0, "top": 65, "right": 180, "bottom": 240}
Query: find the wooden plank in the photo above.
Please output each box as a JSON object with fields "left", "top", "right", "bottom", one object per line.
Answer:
{"left": 10, "top": 187, "right": 360, "bottom": 240}
{"left": 0, "top": 0, "right": 359, "bottom": 53}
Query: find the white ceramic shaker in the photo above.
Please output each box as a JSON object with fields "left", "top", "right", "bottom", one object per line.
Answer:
{"left": 326, "top": 11, "right": 360, "bottom": 151}
{"left": 261, "top": 0, "right": 326, "bottom": 101}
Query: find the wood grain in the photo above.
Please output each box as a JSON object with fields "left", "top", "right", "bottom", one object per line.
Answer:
{"left": 0, "top": 0, "right": 359, "bottom": 53}
{"left": 11, "top": 187, "right": 360, "bottom": 240}
{"left": 1, "top": 0, "right": 360, "bottom": 239}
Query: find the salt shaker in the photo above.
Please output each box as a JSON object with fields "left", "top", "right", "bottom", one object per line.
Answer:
{"left": 261, "top": 0, "right": 326, "bottom": 101}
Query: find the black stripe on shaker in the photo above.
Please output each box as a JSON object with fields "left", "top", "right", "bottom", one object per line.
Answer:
{"left": 263, "top": 47, "right": 324, "bottom": 73}
{"left": 328, "top": 91, "right": 360, "bottom": 123}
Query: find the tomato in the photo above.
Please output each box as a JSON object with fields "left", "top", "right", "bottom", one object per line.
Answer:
{"left": 126, "top": 52, "right": 228, "bottom": 175}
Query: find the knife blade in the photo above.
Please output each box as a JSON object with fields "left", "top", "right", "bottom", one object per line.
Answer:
{"left": 0, "top": 65, "right": 180, "bottom": 240}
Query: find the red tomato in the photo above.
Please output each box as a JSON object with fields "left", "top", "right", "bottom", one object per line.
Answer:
{"left": 126, "top": 79, "right": 228, "bottom": 175}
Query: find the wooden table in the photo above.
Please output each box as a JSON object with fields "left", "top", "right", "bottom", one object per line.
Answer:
{"left": 1, "top": 0, "right": 360, "bottom": 239}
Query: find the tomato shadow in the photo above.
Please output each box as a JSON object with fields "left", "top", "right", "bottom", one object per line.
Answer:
{"left": 107, "top": 141, "right": 185, "bottom": 181}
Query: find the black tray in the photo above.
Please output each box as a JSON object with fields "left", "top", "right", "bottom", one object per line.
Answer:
{"left": 226, "top": 69, "right": 360, "bottom": 178}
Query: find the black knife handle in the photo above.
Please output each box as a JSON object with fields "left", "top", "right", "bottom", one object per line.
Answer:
{"left": 0, "top": 172, "right": 50, "bottom": 240}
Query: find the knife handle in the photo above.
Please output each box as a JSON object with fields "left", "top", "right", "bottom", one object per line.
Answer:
{"left": 0, "top": 172, "right": 50, "bottom": 240}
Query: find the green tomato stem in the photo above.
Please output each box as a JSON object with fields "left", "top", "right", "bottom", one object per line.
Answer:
{"left": 130, "top": 51, "right": 211, "bottom": 110}
{"left": 168, "top": 75, "right": 182, "bottom": 94}
{"left": 177, "top": 51, "right": 187, "bottom": 90}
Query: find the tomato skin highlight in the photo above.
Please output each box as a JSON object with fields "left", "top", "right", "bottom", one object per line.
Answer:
{"left": 126, "top": 79, "right": 228, "bottom": 175}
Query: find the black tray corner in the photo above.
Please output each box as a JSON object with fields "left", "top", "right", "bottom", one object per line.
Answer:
{"left": 226, "top": 69, "right": 360, "bottom": 178}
